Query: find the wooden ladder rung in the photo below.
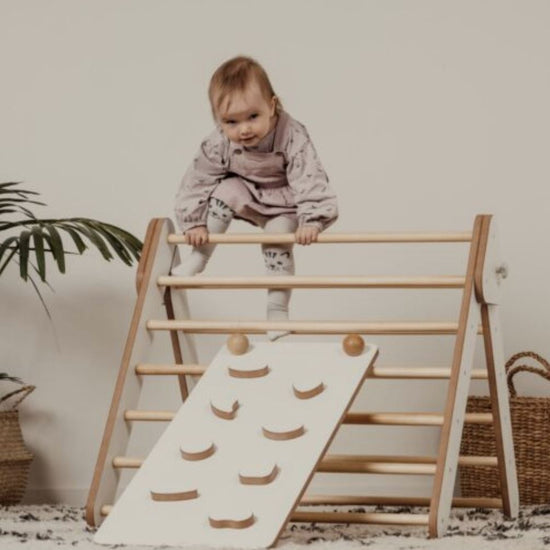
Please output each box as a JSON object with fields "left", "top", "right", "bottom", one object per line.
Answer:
{"left": 319, "top": 460, "right": 429, "bottom": 475}
{"left": 100, "top": 496, "right": 503, "bottom": 519}
{"left": 344, "top": 412, "right": 493, "bottom": 426}
{"left": 112, "top": 456, "right": 142, "bottom": 468}
{"left": 123, "top": 410, "right": 494, "bottom": 425}
{"left": 301, "top": 495, "right": 504, "bottom": 508}
{"left": 101, "top": 504, "right": 428, "bottom": 525}
{"left": 321, "top": 454, "right": 498, "bottom": 468}
{"left": 135, "top": 363, "right": 207, "bottom": 375}
{"left": 158, "top": 275, "right": 466, "bottom": 289}
{"left": 291, "top": 511, "right": 430, "bottom": 525}
{"left": 112, "top": 454, "right": 498, "bottom": 472}
{"left": 146, "top": 320, "right": 484, "bottom": 336}
{"left": 368, "top": 367, "right": 488, "bottom": 379}
{"left": 124, "top": 410, "right": 175, "bottom": 421}
{"left": 99, "top": 503, "right": 427, "bottom": 525}
{"left": 135, "top": 363, "right": 488, "bottom": 380}
{"left": 167, "top": 232, "right": 473, "bottom": 244}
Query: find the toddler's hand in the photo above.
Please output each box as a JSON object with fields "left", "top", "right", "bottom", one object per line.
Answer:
{"left": 295, "top": 225, "right": 319, "bottom": 245}
{"left": 185, "top": 226, "right": 209, "bottom": 247}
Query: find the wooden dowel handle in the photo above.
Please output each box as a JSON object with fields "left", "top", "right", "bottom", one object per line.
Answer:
{"left": 168, "top": 232, "right": 473, "bottom": 244}
{"left": 146, "top": 320, "right": 482, "bottom": 336}
{"left": 158, "top": 275, "right": 466, "bottom": 289}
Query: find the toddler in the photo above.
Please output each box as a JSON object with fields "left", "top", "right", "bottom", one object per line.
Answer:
{"left": 174, "top": 56, "right": 338, "bottom": 340}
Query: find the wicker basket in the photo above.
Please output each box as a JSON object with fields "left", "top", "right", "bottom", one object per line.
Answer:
{"left": 0, "top": 384, "right": 35, "bottom": 505}
{"left": 460, "top": 351, "right": 550, "bottom": 505}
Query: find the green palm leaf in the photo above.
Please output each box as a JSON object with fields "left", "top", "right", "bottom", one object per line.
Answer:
{"left": 1, "top": 182, "right": 143, "bottom": 284}
{"left": 18, "top": 230, "right": 31, "bottom": 280}
{"left": 1, "top": 182, "right": 144, "bottom": 382}
{"left": 31, "top": 225, "right": 46, "bottom": 281}
{"left": 0, "top": 181, "right": 41, "bottom": 197}
{"left": 94, "top": 222, "right": 142, "bottom": 257}
{"left": 0, "top": 183, "right": 43, "bottom": 220}
{"left": 44, "top": 224, "right": 66, "bottom": 273}
{"left": 0, "top": 373, "right": 22, "bottom": 383}
{"left": 66, "top": 221, "right": 114, "bottom": 261}
{"left": 59, "top": 225, "right": 87, "bottom": 255}
{"left": 0, "top": 239, "right": 18, "bottom": 276}
{"left": 86, "top": 220, "right": 133, "bottom": 265}
{"left": 0, "top": 198, "right": 42, "bottom": 217}
{"left": 0, "top": 235, "right": 19, "bottom": 265}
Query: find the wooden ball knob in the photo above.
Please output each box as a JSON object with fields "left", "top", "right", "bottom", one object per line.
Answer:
{"left": 343, "top": 334, "right": 365, "bottom": 356}
{"left": 227, "top": 333, "right": 249, "bottom": 355}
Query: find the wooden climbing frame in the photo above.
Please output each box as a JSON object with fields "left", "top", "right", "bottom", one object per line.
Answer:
{"left": 86, "top": 214, "right": 518, "bottom": 540}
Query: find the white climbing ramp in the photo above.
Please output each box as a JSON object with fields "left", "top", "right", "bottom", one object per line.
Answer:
{"left": 94, "top": 341, "right": 378, "bottom": 548}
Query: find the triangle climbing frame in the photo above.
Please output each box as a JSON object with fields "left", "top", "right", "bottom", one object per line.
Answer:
{"left": 86, "top": 214, "right": 518, "bottom": 543}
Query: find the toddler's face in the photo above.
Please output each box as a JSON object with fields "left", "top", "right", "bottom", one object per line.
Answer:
{"left": 216, "top": 82, "right": 277, "bottom": 148}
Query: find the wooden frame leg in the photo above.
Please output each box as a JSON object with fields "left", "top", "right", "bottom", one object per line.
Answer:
{"left": 164, "top": 287, "right": 189, "bottom": 400}
{"left": 428, "top": 215, "right": 484, "bottom": 537}
{"left": 85, "top": 218, "right": 198, "bottom": 527}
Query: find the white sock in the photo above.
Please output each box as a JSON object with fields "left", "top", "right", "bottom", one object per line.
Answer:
{"left": 262, "top": 215, "right": 297, "bottom": 342}
{"left": 266, "top": 288, "right": 292, "bottom": 341}
{"left": 172, "top": 198, "right": 233, "bottom": 276}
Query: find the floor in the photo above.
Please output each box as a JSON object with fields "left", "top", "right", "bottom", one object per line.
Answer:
{"left": 1, "top": 503, "right": 550, "bottom": 549}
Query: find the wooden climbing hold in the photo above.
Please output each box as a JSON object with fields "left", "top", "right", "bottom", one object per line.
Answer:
{"left": 227, "top": 333, "right": 249, "bottom": 355}
{"left": 343, "top": 334, "right": 365, "bottom": 356}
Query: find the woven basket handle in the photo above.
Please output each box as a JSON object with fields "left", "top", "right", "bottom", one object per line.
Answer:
{"left": 0, "top": 384, "right": 35, "bottom": 410}
{"left": 506, "top": 351, "right": 550, "bottom": 397}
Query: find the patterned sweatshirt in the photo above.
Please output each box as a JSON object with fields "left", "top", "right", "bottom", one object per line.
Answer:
{"left": 174, "top": 110, "right": 338, "bottom": 233}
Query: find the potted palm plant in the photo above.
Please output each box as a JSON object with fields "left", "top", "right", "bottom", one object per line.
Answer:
{"left": 0, "top": 181, "right": 143, "bottom": 504}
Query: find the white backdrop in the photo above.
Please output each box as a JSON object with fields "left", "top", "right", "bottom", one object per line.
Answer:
{"left": 1, "top": 0, "right": 549, "bottom": 505}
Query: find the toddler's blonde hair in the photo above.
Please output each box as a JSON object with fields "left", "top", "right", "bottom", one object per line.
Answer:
{"left": 208, "top": 56, "right": 281, "bottom": 120}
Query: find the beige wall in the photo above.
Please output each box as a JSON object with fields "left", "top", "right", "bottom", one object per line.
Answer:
{"left": 1, "top": 0, "right": 549, "bottom": 504}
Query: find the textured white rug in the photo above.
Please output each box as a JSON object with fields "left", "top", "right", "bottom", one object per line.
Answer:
{"left": 1, "top": 504, "right": 550, "bottom": 549}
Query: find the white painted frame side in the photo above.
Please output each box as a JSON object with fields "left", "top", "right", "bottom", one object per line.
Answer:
{"left": 476, "top": 216, "right": 518, "bottom": 517}
{"left": 481, "top": 304, "right": 519, "bottom": 517}
{"left": 86, "top": 218, "right": 193, "bottom": 526}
